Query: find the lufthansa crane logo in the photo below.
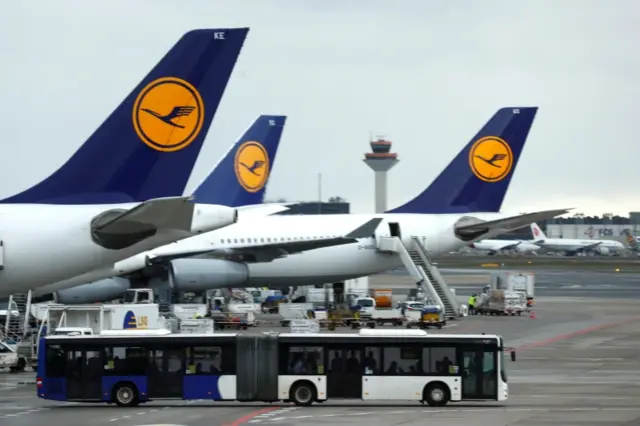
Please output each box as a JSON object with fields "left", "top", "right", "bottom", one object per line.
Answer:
{"left": 235, "top": 141, "right": 270, "bottom": 193}
{"left": 132, "top": 77, "right": 204, "bottom": 152}
{"left": 469, "top": 136, "right": 513, "bottom": 183}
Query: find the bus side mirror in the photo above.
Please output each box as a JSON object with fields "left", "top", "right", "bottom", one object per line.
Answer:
{"left": 510, "top": 350, "right": 516, "bottom": 362}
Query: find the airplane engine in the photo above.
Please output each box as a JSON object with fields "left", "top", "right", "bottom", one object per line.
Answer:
{"left": 54, "top": 277, "right": 132, "bottom": 304}
{"left": 596, "top": 247, "right": 610, "bottom": 255}
{"left": 169, "top": 259, "right": 249, "bottom": 292}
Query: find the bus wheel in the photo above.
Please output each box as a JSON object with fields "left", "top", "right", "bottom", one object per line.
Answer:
{"left": 113, "top": 383, "right": 139, "bottom": 407}
{"left": 423, "top": 383, "right": 450, "bottom": 407}
{"left": 290, "top": 381, "right": 316, "bottom": 406}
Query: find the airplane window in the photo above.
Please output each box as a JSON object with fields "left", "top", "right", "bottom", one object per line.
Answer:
{"left": 234, "top": 239, "right": 238, "bottom": 243}
{"left": 220, "top": 240, "right": 224, "bottom": 244}
{"left": 261, "top": 238, "right": 264, "bottom": 243}
{"left": 241, "top": 239, "right": 245, "bottom": 243}
{"left": 247, "top": 238, "right": 252, "bottom": 243}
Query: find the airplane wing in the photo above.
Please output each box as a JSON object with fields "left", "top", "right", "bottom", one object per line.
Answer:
{"left": 496, "top": 241, "right": 522, "bottom": 251}
{"left": 456, "top": 209, "right": 572, "bottom": 241}
{"left": 92, "top": 196, "right": 195, "bottom": 239}
{"left": 146, "top": 218, "right": 383, "bottom": 265}
{"left": 566, "top": 242, "right": 602, "bottom": 254}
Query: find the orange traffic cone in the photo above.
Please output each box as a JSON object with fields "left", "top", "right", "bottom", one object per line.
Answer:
{"left": 529, "top": 311, "right": 536, "bottom": 319}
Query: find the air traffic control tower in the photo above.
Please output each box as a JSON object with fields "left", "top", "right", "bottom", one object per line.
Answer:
{"left": 363, "top": 137, "right": 399, "bottom": 213}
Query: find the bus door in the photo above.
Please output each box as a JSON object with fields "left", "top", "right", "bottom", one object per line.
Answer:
{"left": 326, "top": 347, "right": 363, "bottom": 399}
{"left": 65, "top": 348, "right": 102, "bottom": 400}
{"left": 460, "top": 347, "right": 498, "bottom": 400}
{"left": 147, "top": 348, "right": 184, "bottom": 398}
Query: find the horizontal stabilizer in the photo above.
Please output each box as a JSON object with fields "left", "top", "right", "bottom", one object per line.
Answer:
{"left": 147, "top": 218, "right": 383, "bottom": 265}
{"left": 236, "top": 203, "right": 291, "bottom": 218}
{"left": 93, "top": 196, "right": 195, "bottom": 236}
{"left": 456, "top": 209, "right": 572, "bottom": 241}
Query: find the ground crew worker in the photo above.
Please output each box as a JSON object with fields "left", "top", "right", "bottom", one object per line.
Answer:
{"left": 468, "top": 294, "right": 476, "bottom": 315}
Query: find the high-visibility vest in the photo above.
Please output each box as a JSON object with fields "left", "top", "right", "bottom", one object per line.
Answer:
{"left": 468, "top": 296, "right": 475, "bottom": 306}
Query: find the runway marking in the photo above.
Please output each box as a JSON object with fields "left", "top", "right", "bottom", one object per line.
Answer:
{"left": 247, "top": 406, "right": 640, "bottom": 423}
{"left": 517, "top": 315, "right": 640, "bottom": 351}
{"left": 0, "top": 407, "right": 47, "bottom": 419}
{"left": 109, "top": 400, "right": 206, "bottom": 422}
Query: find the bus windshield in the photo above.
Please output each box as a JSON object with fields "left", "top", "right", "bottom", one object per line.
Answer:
{"left": 500, "top": 350, "right": 507, "bottom": 382}
{"left": 357, "top": 299, "right": 374, "bottom": 307}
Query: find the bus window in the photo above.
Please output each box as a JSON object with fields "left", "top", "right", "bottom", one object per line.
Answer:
{"left": 363, "top": 347, "right": 381, "bottom": 374}
{"left": 383, "top": 346, "right": 421, "bottom": 375}
{"left": 429, "top": 347, "right": 457, "bottom": 374}
{"left": 103, "top": 346, "right": 148, "bottom": 376}
{"left": 167, "top": 349, "right": 183, "bottom": 373}
{"left": 149, "top": 349, "right": 164, "bottom": 373}
{"left": 187, "top": 346, "right": 222, "bottom": 375}
{"left": 45, "top": 344, "right": 66, "bottom": 377}
{"left": 287, "top": 346, "right": 324, "bottom": 375}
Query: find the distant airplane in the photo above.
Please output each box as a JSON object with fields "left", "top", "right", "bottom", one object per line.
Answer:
{"left": 530, "top": 223, "right": 625, "bottom": 256}
{"left": 622, "top": 229, "right": 640, "bottom": 252}
{"left": 469, "top": 239, "right": 540, "bottom": 255}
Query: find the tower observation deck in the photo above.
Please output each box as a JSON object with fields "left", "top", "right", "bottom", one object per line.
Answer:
{"left": 363, "top": 137, "right": 399, "bottom": 213}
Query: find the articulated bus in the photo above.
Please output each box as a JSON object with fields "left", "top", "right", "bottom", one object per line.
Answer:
{"left": 37, "top": 329, "right": 514, "bottom": 407}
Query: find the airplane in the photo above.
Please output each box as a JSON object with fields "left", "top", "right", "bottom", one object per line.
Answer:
{"left": 31, "top": 113, "right": 291, "bottom": 301}
{"left": 47, "top": 107, "right": 571, "bottom": 304}
{"left": 530, "top": 223, "right": 625, "bottom": 256}
{"left": 469, "top": 239, "right": 540, "bottom": 255}
{"left": 622, "top": 229, "right": 640, "bottom": 253}
{"left": 0, "top": 28, "right": 251, "bottom": 298}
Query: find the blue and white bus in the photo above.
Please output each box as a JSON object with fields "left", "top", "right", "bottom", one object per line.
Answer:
{"left": 37, "top": 329, "right": 514, "bottom": 407}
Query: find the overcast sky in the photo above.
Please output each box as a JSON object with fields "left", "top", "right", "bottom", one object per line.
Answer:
{"left": 1, "top": 1, "right": 639, "bottom": 216}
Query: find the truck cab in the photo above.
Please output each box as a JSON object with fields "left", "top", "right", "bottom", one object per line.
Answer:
{"left": 0, "top": 341, "right": 27, "bottom": 371}
{"left": 122, "top": 289, "right": 154, "bottom": 304}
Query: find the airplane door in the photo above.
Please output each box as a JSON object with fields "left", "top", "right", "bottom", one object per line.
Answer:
{"left": 388, "top": 223, "right": 401, "bottom": 238}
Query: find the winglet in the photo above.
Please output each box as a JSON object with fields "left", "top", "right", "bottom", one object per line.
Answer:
{"left": 345, "top": 218, "right": 383, "bottom": 239}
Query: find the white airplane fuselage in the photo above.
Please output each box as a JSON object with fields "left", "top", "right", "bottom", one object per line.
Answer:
{"left": 471, "top": 239, "right": 540, "bottom": 253}
{"left": 536, "top": 238, "right": 625, "bottom": 253}
{"left": 0, "top": 203, "right": 235, "bottom": 297}
{"left": 33, "top": 211, "right": 506, "bottom": 297}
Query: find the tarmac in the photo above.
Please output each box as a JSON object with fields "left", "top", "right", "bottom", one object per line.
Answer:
{"left": 2, "top": 268, "right": 640, "bottom": 425}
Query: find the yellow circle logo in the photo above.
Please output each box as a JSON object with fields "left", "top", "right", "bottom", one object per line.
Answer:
{"left": 469, "top": 136, "right": 513, "bottom": 183}
{"left": 132, "top": 77, "right": 204, "bottom": 152}
{"left": 235, "top": 141, "right": 270, "bottom": 193}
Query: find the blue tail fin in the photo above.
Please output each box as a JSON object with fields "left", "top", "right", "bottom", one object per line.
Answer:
{"left": 192, "top": 115, "right": 286, "bottom": 206}
{"left": 1, "top": 28, "right": 249, "bottom": 204}
{"left": 388, "top": 107, "right": 538, "bottom": 214}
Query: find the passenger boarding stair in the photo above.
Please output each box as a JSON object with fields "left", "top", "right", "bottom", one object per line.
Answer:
{"left": 4, "top": 292, "right": 32, "bottom": 340}
{"left": 2, "top": 292, "right": 33, "bottom": 367}
{"left": 376, "top": 237, "right": 461, "bottom": 320}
